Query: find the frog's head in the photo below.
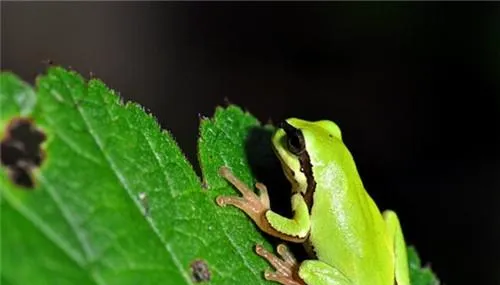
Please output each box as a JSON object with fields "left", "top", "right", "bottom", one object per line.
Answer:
{"left": 272, "top": 118, "right": 343, "bottom": 195}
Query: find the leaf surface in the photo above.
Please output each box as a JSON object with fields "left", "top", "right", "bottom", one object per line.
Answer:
{"left": 0, "top": 67, "right": 439, "bottom": 285}
{"left": 0, "top": 68, "right": 269, "bottom": 285}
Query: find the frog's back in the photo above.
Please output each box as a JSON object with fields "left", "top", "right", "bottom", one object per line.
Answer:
{"left": 308, "top": 168, "right": 395, "bottom": 285}
{"left": 290, "top": 118, "right": 396, "bottom": 284}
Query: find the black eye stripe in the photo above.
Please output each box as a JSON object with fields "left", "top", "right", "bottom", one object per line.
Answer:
{"left": 278, "top": 120, "right": 316, "bottom": 212}
{"left": 280, "top": 121, "right": 305, "bottom": 155}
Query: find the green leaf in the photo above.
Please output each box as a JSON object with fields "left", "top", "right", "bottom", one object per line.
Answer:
{"left": 408, "top": 246, "right": 441, "bottom": 285}
{"left": 0, "top": 73, "right": 36, "bottom": 135}
{"left": 0, "top": 67, "right": 439, "bottom": 285}
{"left": 0, "top": 67, "right": 270, "bottom": 285}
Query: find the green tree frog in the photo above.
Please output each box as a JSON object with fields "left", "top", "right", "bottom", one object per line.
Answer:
{"left": 216, "top": 118, "right": 411, "bottom": 285}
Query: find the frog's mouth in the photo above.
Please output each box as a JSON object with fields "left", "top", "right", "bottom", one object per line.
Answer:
{"left": 279, "top": 160, "right": 300, "bottom": 191}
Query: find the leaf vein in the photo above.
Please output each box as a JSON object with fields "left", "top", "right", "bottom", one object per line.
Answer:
{"left": 38, "top": 174, "right": 96, "bottom": 262}
{"left": 62, "top": 77, "right": 192, "bottom": 284}
{"left": 212, "top": 208, "right": 265, "bottom": 284}
{"left": 0, "top": 192, "right": 96, "bottom": 280}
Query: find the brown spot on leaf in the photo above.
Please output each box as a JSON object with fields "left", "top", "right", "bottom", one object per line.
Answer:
{"left": 190, "top": 259, "right": 211, "bottom": 283}
{"left": 1, "top": 118, "right": 46, "bottom": 188}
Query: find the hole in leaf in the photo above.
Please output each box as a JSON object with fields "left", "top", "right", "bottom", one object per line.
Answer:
{"left": 190, "top": 259, "right": 211, "bottom": 283}
{"left": 0, "top": 118, "right": 46, "bottom": 188}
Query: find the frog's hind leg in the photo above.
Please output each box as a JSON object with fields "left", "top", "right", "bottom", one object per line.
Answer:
{"left": 383, "top": 210, "right": 411, "bottom": 285}
{"left": 298, "top": 259, "right": 352, "bottom": 285}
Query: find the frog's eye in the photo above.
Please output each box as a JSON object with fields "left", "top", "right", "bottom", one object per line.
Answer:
{"left": 280, "top": 121, "right": 306, "bottom": 155}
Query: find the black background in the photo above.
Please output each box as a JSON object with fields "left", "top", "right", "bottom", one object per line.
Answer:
{"left": 2, "top": 2, "right": 500, "bottom": 285}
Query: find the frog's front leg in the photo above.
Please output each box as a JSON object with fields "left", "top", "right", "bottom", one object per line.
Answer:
{"left": 216, "top": 166, "right": 310, "bottom": 243}
{"left": 255, "top": 243, "right": 305, "bottom": 285}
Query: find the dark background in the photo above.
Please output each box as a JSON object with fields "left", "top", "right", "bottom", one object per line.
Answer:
{"left": 2, "top": 2, "right": 499, "bottom": 285}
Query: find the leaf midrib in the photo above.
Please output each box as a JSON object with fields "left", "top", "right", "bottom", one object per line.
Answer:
{"left": 52, "top": 74, "right": 193, "bottom": 284}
